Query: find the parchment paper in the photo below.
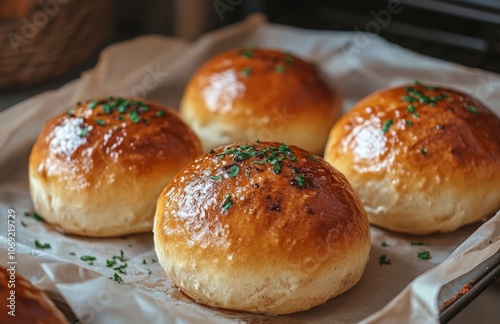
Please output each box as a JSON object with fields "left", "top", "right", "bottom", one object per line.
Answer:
{"left": 1, "top": 14, "right": 499, "bottom": 323}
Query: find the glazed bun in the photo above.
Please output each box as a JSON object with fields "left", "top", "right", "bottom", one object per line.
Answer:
{"left": 29, "top": 97, "right": 202, "bottom": 237}
{"left": 324, "top": 82, "right": 500, "bottom": 234}
{"left": 1, "top": 267, "right": 66, "bottom": 324}
{"left": 154, "top": 142, "right": 370, "bottom": 314}
{"left": 179, "top": 48, "right": 342, "bottom": 154}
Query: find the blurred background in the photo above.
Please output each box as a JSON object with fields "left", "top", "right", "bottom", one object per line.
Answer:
{"left": 0, "top": 0, "right": 499, "bottom": 322}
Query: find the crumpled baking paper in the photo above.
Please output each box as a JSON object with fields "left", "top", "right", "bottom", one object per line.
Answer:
{"left": 1, "top": 14, "right": 499, "bottom": 323}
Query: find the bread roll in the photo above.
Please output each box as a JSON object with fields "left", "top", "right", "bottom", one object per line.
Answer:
{"left": 154, "top": 141, "right": 370, "bottom": 314}
{"left": 179, "top": 48, "right": 342, "bottom": 154}
{"left": 324, "top": 82, "right": 500, "bottom": 234}
{"left": 29, "top": 97, "right": 202, "bottom": 237}
{"left": 1, "top": 266, "right": 66, "bottom": 324}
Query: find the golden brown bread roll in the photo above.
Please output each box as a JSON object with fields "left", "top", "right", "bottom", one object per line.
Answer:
{"left": 179, "top": 48, "right": 342, "bottom": 154}
{"left": 0, "top": 266, "right": 66, "bottom": 324}
{"left": 324, "top": 81, "right": 500, "bottom": 234}
{"left": 29, "top": 97, "right": 202, "bottom": 237}
{"left": 154, "top": 141, "right": 370, "bottom": 314}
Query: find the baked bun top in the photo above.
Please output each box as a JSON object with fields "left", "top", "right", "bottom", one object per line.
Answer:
{"left": 326, "top": 82, "right": 500, "bottom": 178}
{"left": 180, "top": 48, "right": 340, "bottom": 137}
{"left": 0, "top": 267, "right": 66, "bottom": 323}
{"left": 30, "top": 97, "right": 202, "bottom": 190}
{"left": 156, "top": 141, "right": 369, "bottom": 265}
{"left": 183, "top": 48, "right": 337, "bottom": 118}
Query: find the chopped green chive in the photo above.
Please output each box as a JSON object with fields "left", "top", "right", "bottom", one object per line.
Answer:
{"left": 308, "top": 154, "right": 318, "bottom": 162}
{"left": 102, "top": 104, "right": 112, "bottom": 114}
{"left": 240, "top": 50, "right": 253, "bottom": 58}
{"left": 156, "top": 110, "right": 165, "bottom": 117}
{"left": 226, "top": 165, "right": 240, "bottom": 177}
{"left": 88, "top": 101, "right": 99, "bottom": 109}
{"left": 413, "top": 80, "right": 421, "bottom": 86}
{"left": 284, "top": 56, "right": 293, "bottom": 65}
{"left": 81, "top": 255, "right": 96, "bottom": 262}
{"left": 142, "top": 259, "right": 147, "bottom": 265}
{"left": 118, "top": 105, "right": 127, "bottom": 113}
{"left": 242, "top": 67, "right": 252, "bottom": 77}
{"left": 378, "top": 254, "right": 391, "bottom": 265}
{"left": 117, "top": 116, "right": 125, "bottom": 121}
{"left": 405, "top": 120, "right": 413, "bottom": 126}
{"left": 112, "top": 250, "right": 126, "bottom": 262}
{"left": 113, "top": 264, "right": 127, "bottom": 275}
{"left": 466, "top": 105, "right": 478, "bottom": 114}
{"left": 21, "top": 221, "right": 27, "bottom": 227}
{"left": 151, "top": 259, "right": 157, "bottom": 263}
{"left": 209, "top": 149, "right": 215, "bottom": 154}
{"left": 254, "top": 139, "right": 260, "bottom": 143}
{"left": 276, "top": 65, "right": 285, "bottom": 73}
{"left": 35, "top": 240, "right": 51, "bottom": 249}
{"left": 417, "top": 251, "right": 431, "bottom": 260}
{"left": 79, "top": 127, "right": 89, "bottom": 137}
{"left": 381, "top": 241, "right": 388, "bottom": 247}
{"left": 295, "top": 174, "right": 305, "bottom": 187}
{"left": 24, "top": 211, "right": 44, "bottom": 222}
{"left": 95, "top": 119, "right": 106, "bottom": 126}
{"left": 210, "top": 175, "right": 222, "bottom": 181}
{"left": 148, "top": 269, "right": 152, "bottom": 275}
{"left": 402, "top": 96, "right": 416, "bottom": 103}
{"left": 106, "top": 259, "right": 117, "bottom": 267}
{"left": 66, "top": 109, "right": 75, "bottom": 116}
{"left": 411, "top": 241, "right": 425, "bottom": 246}
{"left": 420, "top": 148, "right": 427, "bottom": 155}
{"left": 138, "top": 105, "right": 149, "bottom": 113}
{"left": 222, "top": 195, "right": 233, "bottom": 212}
{"left": 129, "top": 111, "right": 140, "bottom": 123}
{"left": 69, "top": 252, "right": 76, "bottom": 256}
{"left": 407, "top": 105, "right": 415, "bottom": 113}
{"left": 413, "top": 113, "right": 420, "bottom": 118}
{"left": 382, "top": 119, "right": 393, "bottom": 133}
{"left": 273, "top": 163, "right": 282, "bottom": 174}
{"left": 112, "top": 273, "right": 123, "bottom": 284}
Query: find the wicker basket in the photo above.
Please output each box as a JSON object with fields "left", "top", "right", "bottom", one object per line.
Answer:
{"left": 0, "top": 0, "right": 114, "bottom": 89}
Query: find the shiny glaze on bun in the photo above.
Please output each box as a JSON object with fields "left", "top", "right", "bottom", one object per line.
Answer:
{"left": 154, "top": 142, "right": 370, "bottom": 314}
{"left": 29, "top": 97, "right": 202, "bottom": 237}
{"left": 325, "top": 82, "right": 500, "bottom": 234}
{"left": 180, "top": 48, "right": 342, "bottom": 153}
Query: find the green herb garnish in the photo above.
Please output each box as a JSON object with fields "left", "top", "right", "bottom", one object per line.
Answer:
{"left": 35, "top": 240, "right": 51, "bottom": 249}
{"left": 210, "top": 175, "right": 222, "bottom": 181}
{"left": 226, "top": 165, "right": 240, "bottom": 177}
{"left": 66, "top": 109, "right": 75, "bottom": 116}
{"left": 381, "top": 241, "right": 387, "bottom": 247}
{"left": 240, "top": 50, "right": 253, "bottom": 58}
{"left": 118, "top": 105, "right": 127, "bottom": 113}
{"left": 112, "top": 250, "right": 126, "bottom": 262}
{"left": 24, "top": 211, "right": 44, "bottom": 222}
{"left": 411, "top": 241, "right": 425, "bottom": 246}
{"left": 222, "top": 195, "right": 233, "bottom": 212}
{"left": 81, "top": 255, "right": 96, "bottom": 262}
{"left": 420, "top": 148, "right": 427, "bottom": 155}
{"left": 112, "top": 272, "right": 123, "bottom": 284}
{"left": 284, "top": 56, "right": 293, "bottom": 65}
{"left": 378, "top": 254, "right": 391, "bottom": 265}
{"left": 308, "top": 154, "right": 318, "bottom": 162}
{"left": 466, "top": 105, "right": 478, "bottom": 114}
{"left": 417, "top": 251, "right": 431, "bottom": 260}
{"left": 242, "top": 67, "right": 252, "bottom": 77}
{"left": 382, "top": 119, "right": 393, "bottom": 133}
{"left": 407, "top": 105, "right": 415, "bottom": 113}
{"left": 405, "top": 120, "right": 413, "bottom": 126}
{"left": 106, "top": 259, "right": 117, "bottom": 267}
{"left": 295, "top": 174, "right": 305, "bottom": 187}
{"left": 129, "top": 111, "right": 140, "bottom": 123}
{"left": 113, "top": 264, "right": 128, "bottom": 275}
{"left": 151, "top": 259, "right": 157, "bottom": 263}
{"left": 148, "top": 269, "right": 152, "bottom": 275}
{"left": 102, "top": 104, "right": 112, "bottom": 114}
{"left": 21, "top": 221, "right": 27, "bottom": 227}
{"left": 276, "top": 64, "right": 285, "bottom": 73}
{"left": 79, "top": 127, "right": 89, "bottom": 137}
{"left": 402, "top": 96, "right": 416, "bottom": 103}
{"left": 95, "top": 119, "right": 106, "bottom": 126}
{"left": 273, "top": 163, "right": 282, "bottom": 174}
{"left": 69, "top": 252, "right": 76, "bottom": 256}
{"left": 88, "top": 101, "right": 99, "bottom": 109}
{"left": 142, "top": 259, "right": 147, "bottom": 265}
